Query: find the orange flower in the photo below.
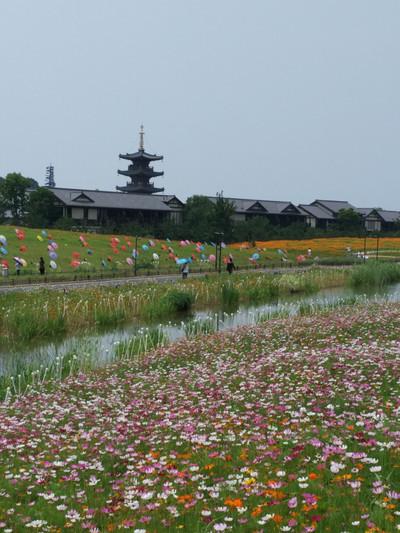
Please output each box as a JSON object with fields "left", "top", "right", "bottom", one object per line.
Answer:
{"left": 308, "top": 472, "right": 318, "bottom": 480}
{"left": 251, "top": 506, "right": 263, "bottom": 517}
{"left": 204, "top": 464, "right": 215, "bottom": 470}
{"left": 272, "top": 514, "right": 283, "bottom": 523}
{"left": 177, "top": 452, "right": 191, "bottom": 459}
{"left": 303, "top": 504, "right": 318, "bottom": 512}
{"left": 224, "top": 498, "right": 244, "bottom": 508}
{"left": 263, "top": 489, "right": 286, "bottom": 500}
{"left": 177, "top": 494, "right": 193, "bottom": 503}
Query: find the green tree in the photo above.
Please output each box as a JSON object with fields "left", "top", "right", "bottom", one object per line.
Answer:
{"left": 214, "top": 193, "right": 235, "bottom": 242}
{"left": 234, "top": 216, "right": 272, "bottom": 243}
{"left": 0, "top": 172, "right": 37, "bottom": 222}
{"left": 26, "top": 187, "right": 61, "bottom": 227}
{"left": 183, "top": 196, "right": 216, "bottom": 241}
{"left": 0, "top": 177, "right": 6, "bottom": 221}
{"left": 335, "top": 208, "right": 364, "bottom": 233}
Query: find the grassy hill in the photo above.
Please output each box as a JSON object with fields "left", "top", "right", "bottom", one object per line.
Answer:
{"left": 0, "top": 226, "right": 253, "bottom": 279}
{"left": 0, "top": 225, "right": 398, "bottom": 280}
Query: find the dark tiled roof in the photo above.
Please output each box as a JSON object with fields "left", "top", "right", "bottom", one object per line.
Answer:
{"left": 50, "top": 187, "right": 178, "bottom": 212}
{"left": 354, "top": 208, "right": 376, "bottom": 216}
{"left": 119, "top": 151, "right": 163, "bottom": 162}
{"left": 312, "top": 200, "right": 355, "bottom": 215}
{"left": 207, "top": 196, "right": 303, "bottom": 215}
{"left": 298, "top": 204, "right": 334, "bottom": 220}
{"left": 377, "top": 210, "right": 400, "bottom": 223}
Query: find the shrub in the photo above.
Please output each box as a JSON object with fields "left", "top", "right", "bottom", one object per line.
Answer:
{"left": 221, "top": 282, "right": 240, "bottom": 307}
{"left": 164, "top": 290, "right": 194, "bottom": 312}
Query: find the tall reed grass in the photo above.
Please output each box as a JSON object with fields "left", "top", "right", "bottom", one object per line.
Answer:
{"left": 349, "top": 262, "right": 400, "bottom": 289}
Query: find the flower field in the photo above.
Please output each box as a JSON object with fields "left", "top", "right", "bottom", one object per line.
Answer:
{"left": 253, "top": 238, "right": 400, "bottom": 260}
{"left": 0, "top": 303, "right": 399, "bottom": 531}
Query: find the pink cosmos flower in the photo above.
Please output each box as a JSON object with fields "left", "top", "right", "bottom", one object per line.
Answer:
{"left": 288, "top": 497, "right": 298, "bottom": 508}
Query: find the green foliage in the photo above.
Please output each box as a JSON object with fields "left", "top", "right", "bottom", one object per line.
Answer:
{"left": 214, "top": 193, "right": 235, "bottom": 241}
{"left": 0, "top": 173, "right": 36, "bottom": 222}
{"left": 53, "top": 216, "right": 76, "bottom": 230}
{"left": 183, "top": 195, "right": 216, "bottom": 241}
{"left": 235, "top": 216, "right": 272, "bottom": 242}
{"left": 141, "top": 290, "right": 194, "bottom": 320}
{"left": 94, "top": 307, "right": 127, "bottom": 328}
{"left": 163, "top": 290, "right": 194, "bottom": 312}
{"left": 221, "top": 282, "right": 240, "bottom": 307}
{"left": 26, "top": 188, "right": 61, "bottom": 227}
{"left": 334, "top": 208, "right": 364, "bottom": 232}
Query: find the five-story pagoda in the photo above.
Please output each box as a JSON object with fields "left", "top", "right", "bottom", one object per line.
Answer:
{"left": 117, "top": 126, "right": 164, "bottom": 194}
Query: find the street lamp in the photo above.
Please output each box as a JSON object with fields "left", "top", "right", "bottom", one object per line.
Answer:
{"left": 134, "top": 235, "right": 139, "bottom": 276}
{"left": 363, "top": 230, "right": 367, "bottom": 264}
{"left": 214, "top": 232, "right": 224, "bottom": 274}
{"left": 376, "top": 233, "right": 380, "bottom": 261}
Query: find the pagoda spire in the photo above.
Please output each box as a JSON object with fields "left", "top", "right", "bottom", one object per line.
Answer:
{"left": 139, "top": 124, "right": 145, "bottom": 151}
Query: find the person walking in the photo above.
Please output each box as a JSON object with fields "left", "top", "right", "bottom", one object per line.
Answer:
{"left": 1, "top": 261, "right": 9, "bottom": 277}
{"left": 39, "top": 257, "right": 45, "bottom": 276}
{"left": 226, "top": 254, "right": 235, "bottom": 274}
{"left": 15, "top": 260, "right": 21, "bottom": 276}
{"left": 181, "top": 262, "right": 189, "bottom": 280}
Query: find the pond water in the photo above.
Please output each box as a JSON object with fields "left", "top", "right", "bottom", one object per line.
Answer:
{"left": 1, "top": 283, "right": 400, "bottom": 378}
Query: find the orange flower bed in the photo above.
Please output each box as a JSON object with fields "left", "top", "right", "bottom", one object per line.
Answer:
{"left": 231, "top": 237, "right": 400, "bottom": 256}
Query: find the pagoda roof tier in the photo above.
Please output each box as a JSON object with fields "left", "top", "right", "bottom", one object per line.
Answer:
{"left": 116, "top": 184, "right": 165, "bottom": 194}
{"left": 117, "top": 168, "right": 164, "bottom": 179}
{"left": 119, "top": 150, "right": 163, "bottom": 162}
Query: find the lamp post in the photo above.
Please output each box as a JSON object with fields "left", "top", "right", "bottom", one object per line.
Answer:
{"left": 376, "top": 233, "right": 380, "bottom": 261}
{"left": 134, "top": 235, "right": 138, "bottom": 276}
{"left": 214, "top": 231, "right": 224, "bottom": 274}
{"left": 363, "top": 231, "right": 367, "bottom": 263}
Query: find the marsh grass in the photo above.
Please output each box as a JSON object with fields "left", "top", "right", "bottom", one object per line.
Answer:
{"left": 0, "top": 342, "right": 97, "bottom": 402}
{"left": 113, "top": 328, "right": 168, "bottom": 360}
{"left": 94, "top": 307, "right": 127, "bottom": 327}
{"left": 183, "top": 317, "right": 216, "bottom": 338}
{"left": 221, "top": 282, "right": 240, "bottom": 307}
{"left": 1, "top": 328, "right": 169, "bottom": 402}
{"left": 349, "top": 261, "right": 400, "bottom": 289}
{"left": 256, "top": 294, "right": 369, "bottom": 323}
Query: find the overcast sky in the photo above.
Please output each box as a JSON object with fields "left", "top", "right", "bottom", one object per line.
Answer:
{"left": 1, "top": 1, "right": 399, "bottom": 208}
